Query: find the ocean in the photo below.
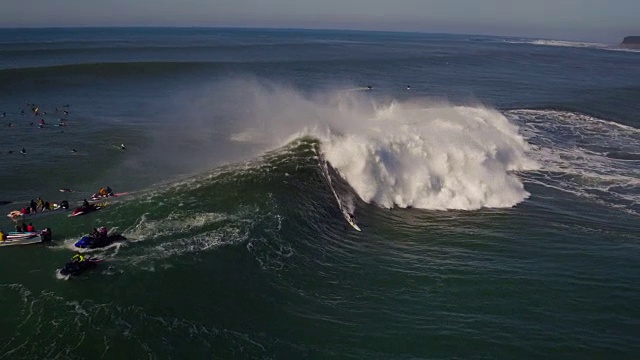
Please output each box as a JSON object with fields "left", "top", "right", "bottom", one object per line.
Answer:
{"left": 0, "top": 27, "right": 639, "bottom": 359}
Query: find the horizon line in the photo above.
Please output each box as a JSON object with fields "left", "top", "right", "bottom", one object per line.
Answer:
{"left": 0, "top": 25, "right": 620, "bottom": 44}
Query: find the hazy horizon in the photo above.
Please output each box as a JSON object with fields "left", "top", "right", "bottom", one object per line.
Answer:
{"left": 2, "top": 0, "right": 638, "bottom": 43}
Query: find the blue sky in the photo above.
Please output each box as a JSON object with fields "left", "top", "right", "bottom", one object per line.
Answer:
{"left": 2, "top": 0, "right": 637, "bottom": 42}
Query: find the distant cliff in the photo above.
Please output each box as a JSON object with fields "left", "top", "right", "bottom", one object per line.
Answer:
{"left": 621, "top": 36, "right": 640, "bottom": 48}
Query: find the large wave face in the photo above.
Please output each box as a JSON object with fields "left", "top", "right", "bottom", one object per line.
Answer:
{"left": 176, "top": 79, "right": 538, "bottom": 210}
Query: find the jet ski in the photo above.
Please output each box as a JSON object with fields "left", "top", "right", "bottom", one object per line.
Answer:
{"left": 59, "top": 256, "right": 103, "bottom": 276}
{"left": 74, "top": 233, "right": 127, "bottom": 249}
{"left": 70, "top": 203, "right": 104, "bottom": 217}
{"left": 89, "top": 192, "right": 129, "bottom": 201}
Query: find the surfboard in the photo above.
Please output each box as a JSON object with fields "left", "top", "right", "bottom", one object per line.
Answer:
{"left": 344, "top": 213, "right": 361, "bottom": 231}
{"left": 7, "top": 231, "right": 39, "bottom": 239}
{"left": 0, "top": 237, "right": 41, "bottom": 247}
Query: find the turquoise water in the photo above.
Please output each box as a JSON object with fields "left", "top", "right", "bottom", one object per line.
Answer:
{"left": 0, "top": 28, "right": 639, "bottom": 359}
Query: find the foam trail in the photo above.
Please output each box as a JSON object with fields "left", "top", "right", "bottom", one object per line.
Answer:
{"left": 320, "top": 103, "right": 539, "bottom": 209}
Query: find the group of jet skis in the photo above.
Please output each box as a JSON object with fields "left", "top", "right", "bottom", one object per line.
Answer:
{"left": 60, "top": 226, "right": 128, "bottom": 276}
{"left": 62, "top": 187, "right": 129, "bottom": 277}
{"left": 3, "top": 186, "right": 128, "bottom": 277}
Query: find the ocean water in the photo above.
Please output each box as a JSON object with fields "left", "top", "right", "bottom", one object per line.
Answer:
{"left": 0, "top": 28, "right": 639, "bottom": 359}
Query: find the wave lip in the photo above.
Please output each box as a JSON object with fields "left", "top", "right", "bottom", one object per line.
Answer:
{"left": 322, "top": 104, "right": 538, "bottom": 210}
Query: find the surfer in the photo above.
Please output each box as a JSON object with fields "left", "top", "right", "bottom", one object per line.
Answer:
{"left": 82, "top": 198, "right": 90, "bottom": 207}
{"left": 366, "top": 85, "right": 373, "bottom": 90}
{"left": 59, "top": 188, "right": 72, "bottom": 193}
{"left": 120, "top": 143, "right": 126, "bottom": 150}
{"left": 71, "top": 149, "right": 77, "bottom": 153}
{"left": 20, "top": 148, "right": 26, "bottom": 155}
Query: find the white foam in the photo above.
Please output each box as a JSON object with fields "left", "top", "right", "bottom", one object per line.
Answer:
{"left": 55, "top": 270, "right": 70, "bottom": 280}
{"left": 507, "top": 109, "right": 640, "bottom": 215}
{"left": 530, "top": 39, "right": 605, "bottom": 48}
{"left": 320, "top": 103, "right": 539, "bottom": 209}
{"left": 119, "top": 209, "right": 253, "bottom": 267}
{"left": 505, "top": 38, "right": 640, "bottom": 53}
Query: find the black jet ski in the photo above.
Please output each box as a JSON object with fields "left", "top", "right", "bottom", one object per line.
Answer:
{"left": 74, "top": 233, "right": 127, "bottom": 249}
{"left": 59, "top": 256, "right": 103, "bottom": 276}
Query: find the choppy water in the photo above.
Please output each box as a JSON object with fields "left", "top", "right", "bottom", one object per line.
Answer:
{"left": 0, "top": 28, "right": 639, "bottom": 359}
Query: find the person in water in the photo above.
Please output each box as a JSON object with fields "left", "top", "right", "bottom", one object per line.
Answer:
{"left": 99, "top": 226, "right": 108, "bottom": 237}
{"left": 27, "top": 223, "right": 35, "bottom": 232}
{"left": 21, "top": 223, "right": 28, "bottom": 232}
{"left": 60, "top": 200, "right": 69, "bottom": 209}
{"left": 106, "top": 186, "right": 113, "bottom": 196}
